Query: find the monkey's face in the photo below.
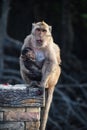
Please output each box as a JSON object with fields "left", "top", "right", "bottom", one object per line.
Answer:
{"left": 32, "top": 22, "right": 52, "bottom": 48}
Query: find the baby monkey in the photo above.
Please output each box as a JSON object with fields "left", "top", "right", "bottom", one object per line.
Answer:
{"left": 21, "top": 46, "right": 42, "bottom": 82}
{"left": 20, "top": 21, "right": 61, "bottom": 130}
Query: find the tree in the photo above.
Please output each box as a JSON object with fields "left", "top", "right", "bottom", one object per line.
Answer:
{"left": 0, "top": 0, "right": 22, "bottom": 84}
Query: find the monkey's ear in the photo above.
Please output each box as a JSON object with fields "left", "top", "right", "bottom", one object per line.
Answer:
{"left": 49, "top": 26, "right": 52, "bottom": 33}
{"left": 32, "top": 23, "right": 36, "bottom": 29}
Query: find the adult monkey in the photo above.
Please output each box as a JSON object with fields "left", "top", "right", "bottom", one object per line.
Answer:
{"left": 20, "top": 21, "right": 61, "bottom": 130}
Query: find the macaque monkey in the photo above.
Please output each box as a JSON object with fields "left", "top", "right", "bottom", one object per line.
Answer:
{"left": 20, "top": 21, "right": 61, "bottom": 130}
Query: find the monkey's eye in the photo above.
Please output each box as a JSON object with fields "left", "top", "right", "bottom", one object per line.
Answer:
{"left": 36, "top": 28, "right": 47, "bottom": 32}
{"left": 36, "top": 28, "right": 41, "bottom": 32}
{"left": 41, "top": 29, "right": 47, "bottom": 32}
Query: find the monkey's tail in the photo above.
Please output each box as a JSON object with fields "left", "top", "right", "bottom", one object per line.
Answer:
{"left": 40, "top": 87, "right": 54, "bottom": 130}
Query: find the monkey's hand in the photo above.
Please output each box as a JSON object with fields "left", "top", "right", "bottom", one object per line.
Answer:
{"left": 40, "top": 81, "right": 48, "bottom": 88}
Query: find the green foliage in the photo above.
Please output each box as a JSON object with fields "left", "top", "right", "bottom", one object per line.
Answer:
{"left": 81, "top": 14, "right": 87, "bottom": 19}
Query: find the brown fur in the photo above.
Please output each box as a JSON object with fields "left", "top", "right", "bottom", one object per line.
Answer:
{"left": 19, "top": 21, "right": 61, "bottom": 130}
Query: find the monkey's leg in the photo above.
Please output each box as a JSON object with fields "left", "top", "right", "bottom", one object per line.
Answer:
{"left": 40, "top": 87, "right": 54, "bottom": 130}
{"left": 40, "top": 66, "right": 61, "bottom": 130}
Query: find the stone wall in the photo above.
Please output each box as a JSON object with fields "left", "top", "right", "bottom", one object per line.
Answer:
{"left": 0, "top": 84, "right": 45, "bottom": 130}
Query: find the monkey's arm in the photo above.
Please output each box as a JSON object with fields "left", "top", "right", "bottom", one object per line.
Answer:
{"left": 41, "top": 47, "right": 59, "bottom": 88}
{"left": 21, "top": 35, "right": 33, "bottom": 50}
{"left": 20, "top": 56, "right": 30, "bottom": 74}
{"left": 53, "top": 43, "right": 61, "bottom": 65}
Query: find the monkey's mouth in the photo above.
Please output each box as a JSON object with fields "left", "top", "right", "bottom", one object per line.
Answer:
{"left": 37, "top": 39, "right": 43, "bottom": 44}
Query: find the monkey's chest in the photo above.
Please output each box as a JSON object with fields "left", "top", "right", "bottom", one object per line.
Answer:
{"left": 35, "top": 50, "right": 45, "bottom": 64}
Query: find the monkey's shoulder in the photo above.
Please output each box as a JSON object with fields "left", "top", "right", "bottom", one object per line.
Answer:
{"left": 53, "top": 43, "right": 60, "bottom": 51}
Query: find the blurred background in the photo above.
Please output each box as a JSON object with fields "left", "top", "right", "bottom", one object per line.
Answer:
{"left": 0, "top": 0, "right": 87, "bottom": 130}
